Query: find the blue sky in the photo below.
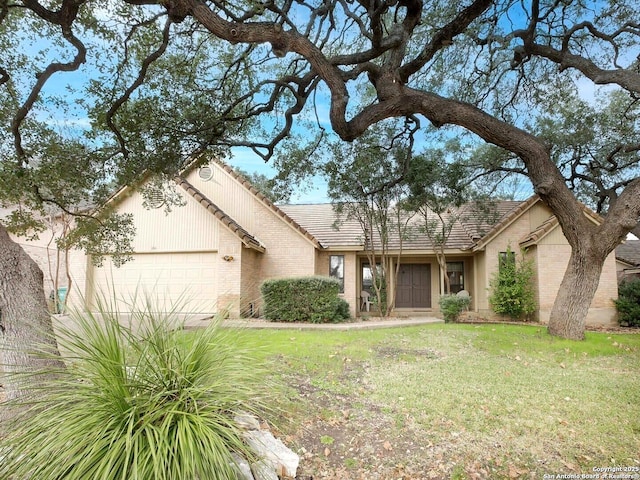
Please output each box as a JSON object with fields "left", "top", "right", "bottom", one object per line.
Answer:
{"left": 227, "top": 146, "right": 330, "bottom": 204}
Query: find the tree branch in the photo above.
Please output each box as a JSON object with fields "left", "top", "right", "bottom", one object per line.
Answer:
{"left": 400, "top": 0, "right": 492, "bottom": 80}
{"left": 11, "top": 3, "right": 87, "bottom": 159}
{"left": 105, "top": 17, "right": 172, "bottom": 160}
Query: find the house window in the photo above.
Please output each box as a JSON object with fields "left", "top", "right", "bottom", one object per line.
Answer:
{"left": 499, "top": 250, "right": 516, "bottom": 271}
{"left": 446, "top": 261, "right": 464, "bottom": 294}
{"left": 361, "top": 263, "right": 383, "bottom": 295}
{"left": 330, "top": 255, "right": 345, "bottom": 293}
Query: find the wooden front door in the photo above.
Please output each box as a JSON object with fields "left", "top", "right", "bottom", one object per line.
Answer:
{"left": 395, "top": 264, "right": 431, "bottom": 308}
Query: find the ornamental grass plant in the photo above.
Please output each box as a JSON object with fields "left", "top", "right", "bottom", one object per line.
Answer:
{"left": 0, "top": 295, "right": 273, "bottom": 480}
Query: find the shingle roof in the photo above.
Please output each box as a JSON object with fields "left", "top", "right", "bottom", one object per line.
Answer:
{"left": 457, "top": 200, "right": 525, "bottom": 242}
{"left": 519, "top": 215, "right": 558, "bottom": 247}
{"left": 616, "top": 240, "right": 640, "bottom": 266}
{"left": 280, "top": 200, "right": 530, "bottom": 251}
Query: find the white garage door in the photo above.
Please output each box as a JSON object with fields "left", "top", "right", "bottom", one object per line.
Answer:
{"left": 91, "top": 252, "right": 218, "bottom": 314}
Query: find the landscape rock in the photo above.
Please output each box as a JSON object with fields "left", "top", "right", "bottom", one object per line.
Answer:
{"left": 251, "top": 459, "right": 280, "bottom": 480}
{"left": 244, "top": 430, "right": 299, "bottom": 479}
{"left": 234, "top": 412, "right": 299, "bottom": 479}
{"left": 231, "top": 453, "right": 255, "bottom": 480}
{"left": 234, "top": 411, "right": 262, "bottom": 431}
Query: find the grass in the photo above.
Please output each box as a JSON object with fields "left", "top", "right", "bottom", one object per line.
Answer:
{"left": 230, "top": 323, "right": 640, "bottom": 479}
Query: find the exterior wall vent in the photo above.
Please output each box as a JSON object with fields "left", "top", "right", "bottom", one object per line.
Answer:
{"left": 146, "top": 188, "right": 165, "bottom": 209}
{"left": 198, "top": 166, "right": 214, "bottom": 181}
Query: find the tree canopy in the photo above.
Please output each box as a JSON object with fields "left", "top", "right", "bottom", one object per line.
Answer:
{"left": 1, "top": 0, "right": 640, "bottom": 339}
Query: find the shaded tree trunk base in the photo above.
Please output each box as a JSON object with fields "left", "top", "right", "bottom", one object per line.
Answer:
{"left": 0, "top": 224, "right": 64, "bottom": 406}
{"left": 546, "top": 250, "right": 605, "bottom": 341}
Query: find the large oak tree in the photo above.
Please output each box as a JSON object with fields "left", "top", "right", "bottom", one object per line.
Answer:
{"left": 0, "top": 0, "right": 638, "bottom": 383}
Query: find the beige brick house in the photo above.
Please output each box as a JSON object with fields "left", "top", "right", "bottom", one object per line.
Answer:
{"left": 70, "top": 160, "right": 620, "bottom": 325}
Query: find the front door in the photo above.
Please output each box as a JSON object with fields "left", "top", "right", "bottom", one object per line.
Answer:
{"left": 396, "top": 264, "right": 431, "bottom": 308}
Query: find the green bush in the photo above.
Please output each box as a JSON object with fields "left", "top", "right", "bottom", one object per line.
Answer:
{"left": 489, "top": 246, "right": 537, "bottom": 320}
{"left": 439, "top": 294, "right": 471, "bottom": 323}
{"left": 261, "top": 276, "right": 351, "bottom": 323}
{"left": 0, "top": 299, "right": 271, "bottom": 480}
{"left": 614, "top": 278, "right": 640, "bottom": 327}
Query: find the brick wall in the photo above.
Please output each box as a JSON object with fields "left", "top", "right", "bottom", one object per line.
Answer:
{"left": 216, "top": 228, "right": 243, "bottom": 317}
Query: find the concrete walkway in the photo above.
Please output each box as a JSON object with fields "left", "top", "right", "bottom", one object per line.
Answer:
{"left": 220, "top": 316, "right": 443, "bottom": 330}
{"left": 52, "top": 313, "right": 443, "bottom": 331}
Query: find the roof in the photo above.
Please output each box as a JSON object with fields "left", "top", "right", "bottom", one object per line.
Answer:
{"left": 210, "top": 159, "right": 323, "bottom": 249}
{"left": 469, "top": 196, "right": 541, "bottom": 251}
{"left": 280, "top": 200, "right": 531, "bottom": 251}
{"left": 616, "top": 240, "right": 640, "bottom": 266}
{"left": 519, "top": 215, "right": 558, "bottom": 247}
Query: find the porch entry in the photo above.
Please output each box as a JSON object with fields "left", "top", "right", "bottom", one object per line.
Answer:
{"left": 395, "top": 264, "right": 431, "bottom": 308}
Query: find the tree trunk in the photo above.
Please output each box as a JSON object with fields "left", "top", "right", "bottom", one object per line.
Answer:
{"left": 0, "top": 224, "right": 64, "bottom": 405}
{"left": 547, "top": 248, "right": 606, "bottom": 340}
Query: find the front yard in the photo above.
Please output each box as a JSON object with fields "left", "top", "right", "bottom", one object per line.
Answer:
{"left": 239, "top": 323, "right": 640, "bottom": 479}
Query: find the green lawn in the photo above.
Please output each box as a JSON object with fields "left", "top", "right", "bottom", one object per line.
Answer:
{"left": 232, "top": 323, "right": 640, "bottom": 479}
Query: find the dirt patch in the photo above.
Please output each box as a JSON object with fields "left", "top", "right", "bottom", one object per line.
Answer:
{"left": 375, "top": 346, "right": 443, "bottom": 360}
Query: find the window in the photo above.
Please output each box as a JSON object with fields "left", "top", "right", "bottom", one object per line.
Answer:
{"left": 330, "top": 255, "right": 345, "bottom": 293}
{"left": 446, "top": 261, "right": 464, "bottom": 294}
{"left": 361, "top": 262, "right": 383, "bottom": 295}
{"left": 499, "top": 250, "right": 516, "bottom": 271}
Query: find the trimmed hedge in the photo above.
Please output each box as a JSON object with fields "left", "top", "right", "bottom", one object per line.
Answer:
{"left": 261, "top": 276, "right": 351, "bottom": 323}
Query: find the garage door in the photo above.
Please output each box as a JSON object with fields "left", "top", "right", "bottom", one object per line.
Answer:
{"left": 91, "top": 252, "right": 218, "bottom": 314}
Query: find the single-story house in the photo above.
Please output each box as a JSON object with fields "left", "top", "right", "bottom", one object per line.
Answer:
{"left": 64, "top": 159, "right": 620, "bottom": 326}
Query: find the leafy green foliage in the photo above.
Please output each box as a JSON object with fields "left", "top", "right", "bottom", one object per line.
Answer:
{"left": 614, "top": 278, "right": 640, "bottom": 327}
{"left": 59, "top": 211, "right": 135, "bottom": 267}
{"left": 438, "top": 294, "right": 471, "bottom": 323}
{"left": 489, "top": 247, "right": 537, "bottom": 320}
{"left": 261, "top": 276, "right": 351, "bottom": 323}
{"left": 534, "top": 89, "right": 640, "bottom": 215}
{"left": 324, "top": 123, "right": 412, "bottom": 315}
{"left": 0, "top": 300, "right": 271, "bottom": 480}
{"left": 235, "top": 168, "right": 291, "bottom": 204}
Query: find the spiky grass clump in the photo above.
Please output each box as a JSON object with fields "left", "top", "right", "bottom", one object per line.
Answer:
{"left": 0, "top": 303, "right": 271, "bottom": 480}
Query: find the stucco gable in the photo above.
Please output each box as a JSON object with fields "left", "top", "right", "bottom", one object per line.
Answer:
{"left": 472, "top": 196, "right": 605, "bottom": 251}
{"left": 175, "top": 177, "right": 265, "bottom": 252}
{"left": 95, "top": 159, "right": 323, "bottom": 251}
{"left": 186, "top": 160, "right": 323, "bottom": 250}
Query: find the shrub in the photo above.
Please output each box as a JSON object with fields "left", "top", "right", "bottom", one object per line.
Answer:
{"left": 261, "top": 276, "right": 351, "bottom": 323}
{"left": 489, "top": 246, "right": 537, "bottom": 320}
{"left": 0, "top": 299, "right": 271, "bottom": 480}
{"left": 614, "top": 278, "right": 640, "bottom": 327}
{"left": 439, "top": 294, "right": 471, "bottom": 323}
